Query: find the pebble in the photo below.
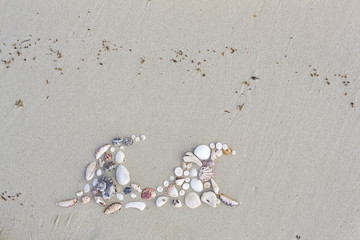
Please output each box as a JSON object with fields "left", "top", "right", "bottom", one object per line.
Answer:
{"left": 183, "top": 170, "right": 190, "bottom": 176}
{"left": 179, "top": 190, "right": 185, "bottom": 196}
{"left": 140, "top": 135, "right": 146, "bottom": 140}
{"left": 92, "top": 178, "right": 99, "bottom": 186}
{"left": 116, "top": 165, "right": 131, "bottom": 185}
{"left": 163, "top": 180, "right": 169, "bottom": 187}
{"left": 115, "top": 151, "right": 125, "bottom": 163}
{"left": 135, "top": 137, "right": 140, "bottom": 142}
{"left": 170, "top": 176, "right": 175, "bottom": 181}
{"left": 190, "top": 168, "right": 198, "bottom": 177}
{"left": 209, "top": 143, "right": 215, "bottom": 149}
{"left": 84, "top": 184, "right": 90, "bottom": 193}
{"left": 124, "top": 187, "right": 132, "bottom": 194}
{"left": 116, "top": 193, "right": 124, "bottom": 201}
{"left": 120, "top": 146, "right": 125, "bottom": 150}
{"left": 174, "top": 167, "right": 183, "bottom": 177}
{"left": 194, "top": 145, "right": 211, "bottom": 160}
{"left": 110, "top": 147, "right": 115, "bottom": 153}
{"left": 190, "top": 178, "right": 203, "bottom": 192}
{"left": 96, "top": 169, "right": 102, "bottom": 176}
{"left": 182, "top": 183, "right": 190, "bottom": 190}
{"left": 216, "top": 142, "right": 222, "bottom": 150}
{"left": 130, "top": 193, "right": 137, "bottom": 198}
{"left": 157, "top": 186, "right": 164, "bottom": 192}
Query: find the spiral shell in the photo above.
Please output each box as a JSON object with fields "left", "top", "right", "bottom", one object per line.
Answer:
{"left": 198, "top": 166, "right": 214, "bottom": 182}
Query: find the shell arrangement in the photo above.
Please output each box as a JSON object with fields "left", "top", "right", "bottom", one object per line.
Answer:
{"left": 56, "top": 135, "right": 240, "bottom": 214}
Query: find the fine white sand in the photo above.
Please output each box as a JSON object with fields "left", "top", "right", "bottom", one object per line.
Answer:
{"left": 1, "top": 1, "right": 360, "bottom": 239}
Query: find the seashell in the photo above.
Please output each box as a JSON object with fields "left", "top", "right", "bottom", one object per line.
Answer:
{"left": 120, "top": 146, "right": 125, "bottom": 150}
{"left": 190, "top": 178, "right": 203, "bottom": 192}
{"left": 198, "top": 166, "right": 215, "bottom": 182}
{"left": 116, "top": 193, "right": 124, "bottom": 200}
{"left": 76, "top": 191, "right": 83, "bottom": 197}
{"left": 130, "top": 193, "right": 137, "bottom": 198}
{"left": 101, "top": 177, "right": 116, "bottom": 200}
{"left": 202, "top": 160, "right": 215, "bottom": 167}
{"left": 98, "top": 158, "right": 105, "bottom": 168}
{"left": 204, "top": 182, "right": 211, "bottom": 189}
{"left": 91, "top": 188, "right": 99, "bottom": 195}
{"left": 163, "top": 180, "right": 169, "bottom": 187}
{"left": 201, "top": 191, "right": 220, "bottom": 207}
{"left": 115, "top": 151, "right": 125, "bottom": 163}
{"left": 141, "top": 188, "right": 156, "bottom": 200}
{"left": 219, "top": 193, "right": 239, "bottom": 207}
{"left": 56, "top": 198, "right": 78, "bottom": 208}
{"left": 104, "top": 161, "right": 116, "bottom": 172}
{"left": 172, "top": 199, "right": 182, "bottom": 208}
{"left": 216, "top": 149, "right": 223, "bottom": 157}
{"left": 186, "top": 163, "right": 193, "bottom": 170}
{"left": 81, "top": 196, "right": 91, "bottom": 204}
{"left": 179, "top": 190, "right": 185, "bottom": 196}
{"left": 96, "top": 169, "right": 102, "bottom": 176}
{"left": 97, "top": 181, "right": 107, "bottom": 192}
{"left": 190, "top": 168, "right": 198, "bottom": 177}
{"left": 183, "top": 170, "right": 189, "bottom": 176}
{"left": 112, "top": 137, "right": 123, "bottom": 146}
{"left": 104, "top": 152, "right": 112, "bottom": 161}
{"left": 92, "top": 178, "right": 99, "bottom": 186}
{"left": 156, "top": 196, "right": 168, "bottom": 207}
{"left": 210, "top": 149, "right": 217, "bottom": 160}
{"left": 194, "top": 145, "right": 211, "bottom": 160}
{"left": 131, "top": 135, "right": 136, "bottom": 139}
{"left": 123, "top": 137, "right": 133, "bottom": 146}
{"left": 135, "top": 137, "right": 140, "bottom": 142}
{"left": 181, "top": 161, "right": 187, "bottom": 170}
{"left": 185, "top": 177, "right": 190, "bottom": 183}
{"left": 210, "top": 179, "right": 219, "bottom": 194}
{"left": 232, "top": 150, "right": 237, "bottom": 155}
{"left": 104, "top": 202, "right": 122, "bottom": 214}
{"left": 140, "top": 135, "right": 146, "bottom": 141}
{"left": 110, "top": 147, "right": 115, "bottom": 152}
{"left": 84, "top": 184, "right": 90, "bottom": 193}
{"left": 175, "top": 178, "right": 185, "bottom": 186}
{"left": 209, "top": 143, "right": 215, "bottom": 149}
{"left": 116, "top": 165, "right": 130, "bottom": 185}
{"left": 183, "top": 152, "right": 202, "bottom": 166}
{"left": 131, "top": 183, "right": 142, "bottom": 192}
{"left": 182, "top": 183, "right": 190, "bottom": 190}
{"left": 125, "top": 201, "right": 146, "bottom": 211}
{"left": 215, "top": 142, "right": 222, "bottom": 150}
{"left": 85, "top": 161, "right": 97, "bottom": 181}
{"left": 157, "top": 186, "right": 163, "bottom": 192}
{"left": 123, "top": 187, "right": 132, "bottom": 194}
{"left": 95, "top": 144, "right": 110, "bottom": 159}
{"left": 170, "top": 176, "right": 175, "bottom": 181}
{"left": 222, "top": 144, "right": 232, "bottom": 155}
{"left": 185, "top": 192, "right": 201, "bottom": 208}
{"left": 94, "top": 196, "right": 106, "bottom": 207}
{"left": 174, "top": 167, "right": 183, "bottom": 177}
{"left": 165, "top": 184, "right": 179, "bottom": 198}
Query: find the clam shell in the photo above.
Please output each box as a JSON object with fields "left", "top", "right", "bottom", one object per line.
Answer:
{"left": 210, "top": 179, "right": 219, "bottom": 194}
{"left": 115, "top": 151, "right": 125, "bottom": 163}
{"left": 116, "top": 165, "right": 130, "bottom": 185}
{"left": 219, "top": 193, "right": 239, "bottom": 207}
{"left": 198, "top": 166, "right": 214, "bottom": 182}
{"left": 85, "top": 161, "right": 97, "bottom": 181}
{"left": 201, "top": 191, "right": 220, "bottom": 207}
{"left": 156, "top": 196, "right": 168, "bottom": 207}
{"left": 183, "top": 152, "right": 202, "bottom": 166}
{"left": 81, "top": 196, "right": 91, "bottom": 204}
{"left": 94, "top": 196, "right": 106, "bottom": 207}
{"left": 131, "top": 183, "right": 142, "bottom": 192}
{"left": 194, "top": 145, "right": 211, "bottom": 160}
{"left": 189, "top": 168, "right": 198, "bottom": 177}
{"left": 125, "top": 201, "right": 146, "bottom": 211}
{"left": 95, "top": 144, "right": 110, "bottom": 159}
{"left": 141, "top": 188, "right": 156, "bottom": 200}
{"left": 172, "top": 199, "right": 182, "bottom": 208}
{"left": 56, "top": 198, "right": 78, "bottom": 208}
{"left": 165, "top": 184, "right": 179, "bottom": 198}
{"left": 190, "top": 178, "right": 203, "bottom": 192}
{"left": 185, "top": 192, "right": 201, "bottom": 209}
{"left": 104, "top": 202, "right": 123, "bottom": 214}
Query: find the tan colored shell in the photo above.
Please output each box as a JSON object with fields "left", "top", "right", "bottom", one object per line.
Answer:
{"left": 85, "top": 161, "right": 97, "bottom": 181}
{"left": 56, "top": 198, "right": 78, "bottom": 208}
{"left": 94, "top": 196, "right": 106, "bottom": 207}
{"left": 198, "top": 166, "right": 214, "bottom": 182}
{"left": 81, "top": 196, "right": 91, "bottom": 204}
{"left": 104, "top": 202, "right": 123, "bottom": 214}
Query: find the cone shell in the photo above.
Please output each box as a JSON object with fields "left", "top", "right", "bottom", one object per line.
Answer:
{"left": 81, "top": 196, "right": 91, "bottom": 204}
{"left": 219, "top": 193, "right": 239, "bottom": 207}
{"left": 198, "top": 166, "right": 214, "bottom": 182}
{"left": 165, "top": 184, "right": 179, "bottom": 198}
{"left": 85, "top": 161, "right": 97, "bottom": 181}
{"left": 141, "top": 188, "right": 156, "bottom": 200}
{"left": 56, "top": 198, "right": 78, "bottom": 208}
{"left": 95, "top": 144, "right": 110, "bottom": 159}
{"left": 104, "top": 202, "right": 123, "bottom": 214}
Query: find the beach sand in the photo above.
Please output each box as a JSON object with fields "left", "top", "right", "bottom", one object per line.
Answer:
{"left": 0, "top": 0, "right": 360, "bottom": 239}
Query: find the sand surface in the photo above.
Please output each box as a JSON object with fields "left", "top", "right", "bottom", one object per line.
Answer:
{"left": 1, "top": 1, "right": 360, "bottom": 239}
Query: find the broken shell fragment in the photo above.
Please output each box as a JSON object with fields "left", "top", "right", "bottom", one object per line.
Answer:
{"left": 201, "top": 191, "right": 220, "bottom": 207}
{"left": 174, "top": 167, "right": 183, "bottom": 177}
{"left": 141, "top": 188, "right": 156, "bottom": 200}
{"left": 98, "top": 158, "right": 105, "bottom": 168}
{"left": 215, "top": 149, "right": 223, "bottom": 157}
{"left": 202, "top": 160, "right": 215, "bottom": 167}
{"left": 210, "top": 179, "right": 219, "bottom": 194}
{"left": 104, "top": 161, "right": 116, "bottom": 172}
{"left": 81, "top": 196, "right": 91, "bottom": 204}
{"left": 76, "top": 191, "right": 83, "bottom": 197}
{"left": 175, "top": 178, "right": 185, "bottom": 186}
{"left": 95, "top": 144, "right": 111, "bottom": 159}
{"left": 183, "top": 152, "right": 202, "bottom": 166}
{"left": 104, "top": 152, "right": 112, "bottom": 161}
{"left": 116, "top": 165, "right": 130, "bottom": 185}
{"left": 85, "top": 161, "right": 97, "bottom": 181}
{"left": 190, "top": 178, "right": 203, "bottom": 192}
{"left": 165, "top": 184, "right": 179, "bottom": 198}
{"left": 131, "top": 183, "right": 142, "bottom": 192}
{"left": 210, "top": 149, "right": 217, "bottom": 160}
{"left": 115, "top": 151, "right": 125, "bottom": 163}
{"left": 219, "top": 193, "right": 239, "bottom": 207}
{"left": 185, "top": 192, "right": 201, "bottom": 209}
{"left": 56, "top": 198, "right": 78, "bottom": 208}
{"left": 172, "top": 199, "right": 182, "bottom": 208}
{"left": 198, "top": 166, "right": 215, "bottom": 182}
{"left": 156, "top": 196, "right": 168, "bottom": 207}
{"left": 94, "top": 196, "right": 106, "bottom": 207}
{"left": 125, "top": 201, "right": 146, "bottom": 211}
{"left": 104, "top": 202, "right": 123, "bottom": 214}
{"left": 194, "top": 144, "right": 211, "bottom": 160}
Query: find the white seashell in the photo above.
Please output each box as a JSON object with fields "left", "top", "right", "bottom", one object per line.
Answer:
{"left": 163, "top": 180, "right": 169, "bottom": 187}
{"left": 110, "top": 147, "right": 115, "bottom": 152}
{"left": 135, "top": 137, "right": 140, "bottom": 142}
{"left": 104, "top": 202, "right": 122, "bottom": 214}
{"left": 85, "top": 161, "right": 97, "bottom": 181}
{"left": 81, "top": 196, "right": 91, "bottom": 204}
{"left": 185, "top": 192, "right": 201, "bottom": 208}
{"left": 116, "top": 165, "right": 130, "bottom": 185}
{"left": 181, "top": 161, "right": 187, "bottom": 170}
{"left": 165, "top": 184, "right": 179, "bottom": 198}
{"left": 76, "top": 191, "right": 83, "bottom": 197}
{"left": 115, "top": 151, "right": 125, "bottom": 163}
{"left": 156, "top": 196, "right": 168, "bottom": 207}
{"left": 219, "top": 193, "right": 239, "bottom": 207}
{"left": 210, "top": 149, "right": 217, "bottom": 160}
{"left": 131, "top": 183, "right": 142, "bottom": 192}
{"left": 84, "top": 184, "right": 90, "bottom": 193}
{"left": 198, "top": 166, "right": 215, "bottom": 182}
{"left": 96, "top": 169, "right": 102, "bottom": 176}
{"left": 190, "top": 179, "right": 203, "bottom": 192}
{"left": 183, "top": 152, "right": 202, "bottom": 166}
{"left": 182, "top": 183, "right": 190, "bottom": 190}
{"left": 210, "top": 179, "right": 219, "bottom": 194}
{"left": 170, "top": 176, "right": 175, "bottom": 181}
{"left": 130, "top": 193, "right": 137, "bottom": 198}
{"left": 216, "top": 149, "right": 223, "bottom": 157}
{"left": 201, "top": 191, "right": 220, "bottom": 207}
{"left": 94, "top": 196, "right": 106, "bottom": 207}
{"left": 232, "top": 150, "right": 237, "bottom": 155}
{"left": 92, "top": 178, "right": 99, "bottom": 186}
{"left": 95, "top": 144, "right": 110, "bottom": 159}
{"left": 186, "top": 163, "right": 193, "bottom": 170}
{"left": 222, "top": 144, "right": 228, "bottom": 150}
{"left": 120, "top": 146, "right": 124, "bottom": 150}
{"left": 194, "top": 145, "right": 211, "bottom": 160}
{"left": 172, "top": 199, "right": 182, "bottom": 208}
{"left": 209, "top": 143, "right": 215, "bottom": 149}
{"left": 179, "top": 190, "right": 185, "bottom": 196}
{"left": 175, "top": 178, "right": 185, "bottom": 186}
{"left": 204, "top": 182, "right": 211, "bottom": 188}
{"left": 116, "top": 193, "right": 124, "bottom": 201}
{"left": 98, "top": 158, "right": 105, "bottom": 168}
{"left": 215, "top": 142, "right": 222, "bottom": 150}
{"left": 174, "top": 167, "right": 183, "bottom": 177}
{"left": 183, "top": 170, "right": 189, "bottom": 176}
{"left": 140, "top": 135, "right": 146, "bottom": 140}
{"left": 125, "top": 201, "right": 146, "bottom": 211}
{"left": 157, "top": 186, "right": 163, "bottom": 192}
{"left": 185, "top": 177, "right": 191, "bottom": 183}
{"left": 131, "top": 135, "right": 136, "bottom": 140}
{"left": 190, "top": 168, "right": 198, "bottom": 177}
{"left": 56, "top": 198, "right": 78, "bottom": 208}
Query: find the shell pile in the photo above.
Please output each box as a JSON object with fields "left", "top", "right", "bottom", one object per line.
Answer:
{"left": 57, "top": 136, "right": 240, "bottom": 214}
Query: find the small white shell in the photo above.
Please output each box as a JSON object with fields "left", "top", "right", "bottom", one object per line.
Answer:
{"left": 163, "top": 180, "right": 169, "bottom": 187}
{"left": 110, "top": 147, "right": 115, "bottom": 152}
{"left": 92, "top": 178, "right": 99, "bottom": 186}
{"left": 190, "top": 178, "right": 203, "bottom": 192}
{"left": 120, "top": 146, "right": 124, "bottom": 150}
{"left": 125, "top": 201, "right": 146, "bottom": 211}
{"left": 115, "top": 151, "right": 125, "bottom": 163}
{"left": 183, "top": 152, "right": 202, "bottom": 166}
{"left": 98, "top": 158, "right": 105, "bottom": 168}
{"left": 201, "top": 191, "right": 220, "bottom": 207}
{"left": 182, "top": 182, "right": 190, "bottom": 190}
{"left": 209, "top": 143, "right": 215, "bottom": 149}
{"left": 215, "top": 149, "right": 223, "bottom": 157}
{"left": 185, "top": 192, "right": 201, "bottom": 209}
{"left": 95, "top": 144, "right": 110, "bottom": 159}
{"left": 130, "top": 193, "right": 137, "bottom": 198}
{"left": 131, "top": 135, "right": 136, "bottom": 140}
{"left": 222, "top": 144, "right": 228, "bottom": 150}
{"left": 179, "top": 190, "right": 185, "bottom": 196}
{"left": 85, "top": 161, "right": 97, "bottom": 181}
{"left": 94, "top": 196, "right": 106, "bottom": 207}
{"left": 174, "top": 167, "right": 183, "bottom": 177}
{"left": 156, "top": 196, "right": 168, "bottom": 207}
{"left": 157, "top": 186, "right": 164, "bottom": 192}
{"left": 170, "top": 176, "right": 175, "bottom": 181}
{"left": 184, "top": 170, "right": 190, "bottom": 176}
{"left": 215, "top": 142, "right": 222, "bottom": 150}
{"left": 210, "top": 179, "right": 219, "bottom": 194}
{"left": 81, "top": 196, "right": 91, "bottom": 204}
{"left": 135, "top": 137, "right": 140, "bottom": 142}
{"left": 116, "top": 193, "right": 124, "bottom": 201}
{"left": 185, "top": 177, "right": 190, "bottom": 183}
{"left": 165, "top": 184, "right": 179, "bottom": 198}
{"left": 204, "top": 182, "right": 211, "bottom": 188}
{"left": 140, "top": 135, "right": 146, "bottom": 140}
{"left": 96, "top": 169, "right": 102, "bottom": 176}
{"left": 172, "top": 199, "right": 182, "bottom": 208}
{"left": 219, "top": 193, "right": 239, "bottom": 207}
{"left": 190, "top": 168, "right": 198, "bottom": 177}
{"left": 194, "top": 145, "right": 211, "bottom": 160}
{"left": 84, "top": 184, "right": 90, "bottom": 193}
{"left": 131, "top": 183, "right": 142, "bottom": 192}
{"left": 56, "top": 198, "right": 78, "bottom": 208}
{"left": 116, "top": 165, "right": 130, "bottom": 185}
{"left": 76, "top": 191, "right": 83, "bottom": 197}
{"left": 175, "top": 178, "right": 185, "bottom": 186}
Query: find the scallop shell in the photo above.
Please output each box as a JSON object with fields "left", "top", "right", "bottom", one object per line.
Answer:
{"left": 219, "top": 193, "right": 239, "bottom": 207}
{"left": 125, "top": 202, "right": 146, "bottom": 211}
{"left": 94, "top": 196, "right": 106, "bottom": 207}
{"left": 56, "top": 198, "right": 78, "bottom": 208}
{"left": 198, "top": 166, "right": 214, "bottom": 182}
{"left": 183, "top": 152, "right": 202, "bottom": 166}
{"left": 131, "top": 183, "right": 142, "bottom": 192}
{"left": 115, "top": 151, "right": 125, "bottom": 163}
{"left": 201, "top": 191, "right": 220, "bottom": 207}
{"left": 172, "top": 199, "right": 182, "bottom": 208}
{"left": 190, "top": 178, "right": 203, "bottom": 192}
{"left": 193, "top": 144, "right": 211, "bottom": 160}
{"left": 104, "top": 202, "right": 123, "bottom": 214}
{"left": 156, "top": 196, "right": 168, "bottom": 207}
{"left": 95, "top": 144, "right": 110, "bottom": 159}
{"left": 165, "top": 184, "right": 179, "bottom": 198}
{"left": 104, "top": 152, "right": 112, "bottom": 161}
{"left": 210, "top": 179, "right": 219, "bottom": 194}
{"left": 116, "top": 165, "right": 130, "bottom": 185}
{"left": 85, "top": 161, "right": 97, "bottom": 181}
{"left": 141, "top": 188, "right": 156, "bottom": 200}
{"left": 185, "top": 192, "right": 201, "bottom": 209}
{"left": 81, "top": 196, "right": 91, "bottom": 204}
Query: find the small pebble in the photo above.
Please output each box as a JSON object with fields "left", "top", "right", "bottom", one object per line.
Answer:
{"left": 204, "top": 182, "right": 211, "bottom": 188}
{"left": 216, "top": 149, "right": 223, "bottom": 157}
{"left": 216, "top": 142, "right": 222, "bottom": 150}
{"left": 179, "top": 190, "right": 185, "bottom": 196}
{"left": 131, "top": 135, "right": 136, "bottom": 140}
{"left": 140, "top": 135, "right": 146, "bottom": 140}
{"left": 116, "top": 193, "right": 124, "bottom": 200}
{"left": 110, "top": 147, "right": 115, "bottom": 152}
{"left": 156, "top": 186, "right": 163, "bottom": 192}
{"left": 84, "top": 184, "right": 90, "bottom": 193}
{"left": 185, "top": 177, "right": 190, "bottom": 183}
{"left": 184, "top": 170, "right": 190, "bottom": 176}
{"left": 130, "top": 193, "right": 137, "bottom": 198}
{"left": 135, "top": 137, "right": 140, "bottom": 142}
{"left": 96, "top": 169, "right": 102, "bottom": 176}
{"left": 120, "top": 146, "right": 125, "bottom": 150}
{"left": 232, "top": 150, "right": 237, "bottom": 155}
{"left": 92, "top": 179, "right": 99, "bottom": 186}
{"left": 124, "top": 187, "right": 132, "bottom": 194}
{"left": 163, "top": 180, "right": 169, "bottom": 187}
{"left": 182, "top": 183, "right": 190, "bottom": 190}
{"left": 170, "top": 176, "right": 175, "bottom": 181}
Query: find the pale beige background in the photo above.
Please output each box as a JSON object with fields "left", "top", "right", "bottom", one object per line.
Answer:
{"left": 0, "top": 0, "right": 359, "bottom": 239}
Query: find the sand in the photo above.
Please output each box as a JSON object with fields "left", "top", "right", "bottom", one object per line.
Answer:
{"left": 0, "top": 0, "right": 360, "bottom": 239}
